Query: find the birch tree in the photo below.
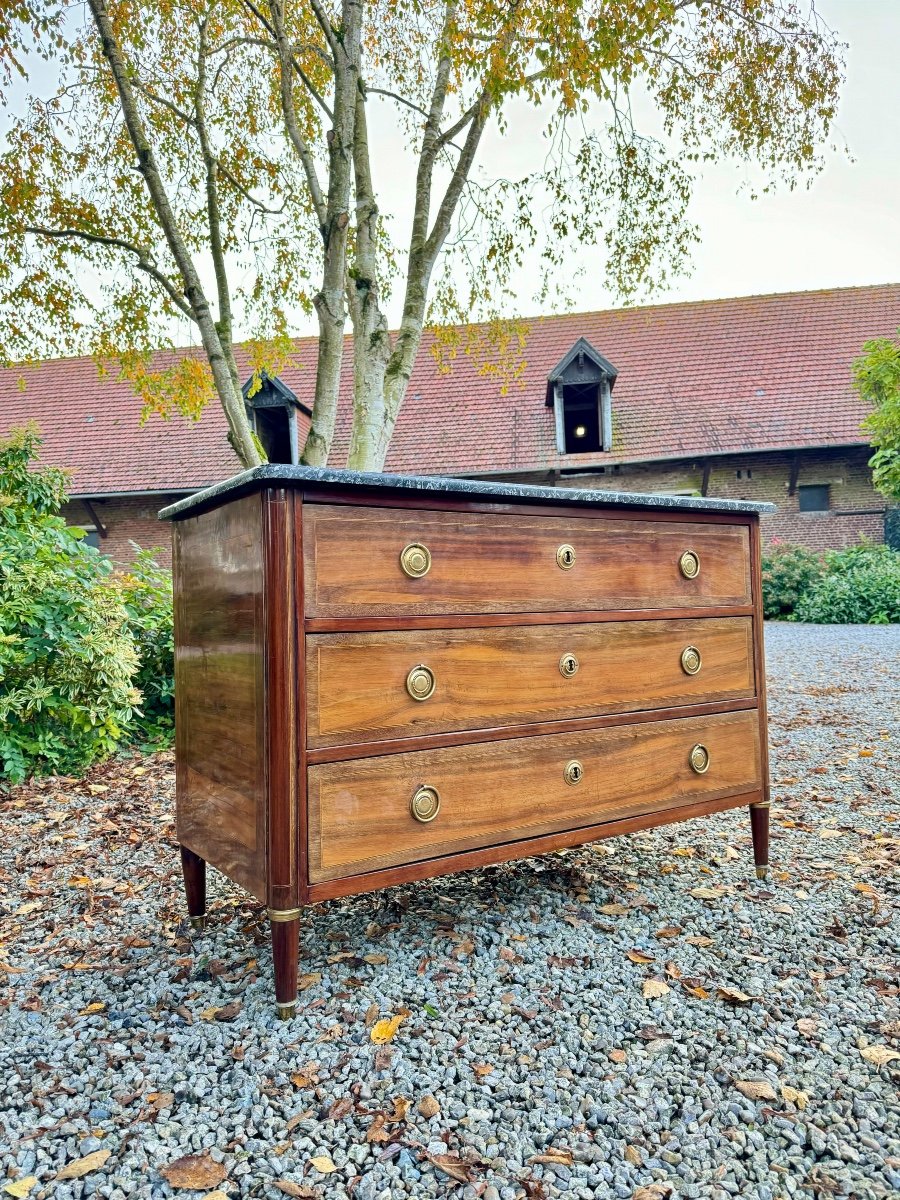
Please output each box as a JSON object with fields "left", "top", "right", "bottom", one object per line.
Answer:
{"left": 1, "top": 2, "right": 844, "bottom": 472}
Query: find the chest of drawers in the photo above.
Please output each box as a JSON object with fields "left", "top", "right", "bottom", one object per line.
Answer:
{"left": 161, "top": 468, "right": 773, "bottom": 1017}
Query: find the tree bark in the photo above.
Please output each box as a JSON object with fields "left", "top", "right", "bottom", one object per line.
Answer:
{"left": 270, "top": 0, "right": 362, "bottom": 467}
{"left": 86, "top": 0, "right": 262, "bottom": 469}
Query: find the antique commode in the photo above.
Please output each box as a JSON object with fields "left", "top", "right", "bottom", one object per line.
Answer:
{"left": 160, "top": 467, "right": 774, "bottom": 1016}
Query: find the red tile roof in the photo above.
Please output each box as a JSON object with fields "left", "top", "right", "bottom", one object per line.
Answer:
{"left": 1, "top": 284, "right": 897, "bottom": 495}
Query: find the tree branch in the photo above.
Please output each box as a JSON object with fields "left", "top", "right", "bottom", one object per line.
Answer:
{"left": 12, "top": 225, "right": 193, "bottom": 318}
{"left": 238, "top": 0, "right": 334, "bottom": 119}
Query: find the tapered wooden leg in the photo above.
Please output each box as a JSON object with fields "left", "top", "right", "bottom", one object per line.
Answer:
{"left": 750, "top": 801, "right": 770, "bottom": 880}
{"left": 269, "top": 910, "right": 300, "bottom": 1019}
{"left": 180, "top": 845, "right": 207, "bottom": 930}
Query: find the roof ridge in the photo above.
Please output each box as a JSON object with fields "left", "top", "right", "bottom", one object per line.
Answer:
{"left": 4, "top": 281, "right": 899, "bottom": 371}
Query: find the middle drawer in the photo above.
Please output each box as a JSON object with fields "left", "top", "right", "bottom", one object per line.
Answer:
{"left": 306, "top": 616, "right": 755, "bottom": 748}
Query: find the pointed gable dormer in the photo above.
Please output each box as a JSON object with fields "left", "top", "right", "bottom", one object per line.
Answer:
{"left": 242, "top": 372, "right": 309, "bottom": 465}
{"left": 545, "top": 337, "right": 617, "bottom": 455}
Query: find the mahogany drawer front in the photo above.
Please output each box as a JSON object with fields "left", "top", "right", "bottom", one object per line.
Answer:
{"left": 306, "top": 616, "right": 756, "bottom": 748}
{"left": 307, "top": 709, "right": 761, "bottom": 882}
{"left": 302, "top": 504, "right": 752, "bottom": 617}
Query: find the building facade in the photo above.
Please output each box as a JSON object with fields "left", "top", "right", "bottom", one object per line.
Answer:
{"left": 1, "top": 283, "right": 896, "bottom": 566}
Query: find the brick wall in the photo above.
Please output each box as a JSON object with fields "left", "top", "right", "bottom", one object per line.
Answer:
{"left": 62, "top": 496, "right": 179, "bottom": 567}
{"left": 551, "top": 446, "right": 887, "bottom": 551}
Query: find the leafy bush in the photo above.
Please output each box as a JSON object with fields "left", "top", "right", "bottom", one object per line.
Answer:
{"left": 0, "top": 426, "right": 140, "bottom": 784}
{"left": 761, "top": 541, "right": 825, "bottom": 619}
{"left": 115, "top": 549, "right": 174, "bottom": 745}
{"left": 794, "top": 542, "right": 900, "bottom": 624}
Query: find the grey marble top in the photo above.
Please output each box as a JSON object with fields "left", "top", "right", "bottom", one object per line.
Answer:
{"left": 158, "top": 464, "right": 775, "bottom": 520}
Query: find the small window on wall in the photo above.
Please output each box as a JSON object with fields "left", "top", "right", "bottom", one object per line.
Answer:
{"left": 798, "top": 484, "right": 829, "bottom": 512}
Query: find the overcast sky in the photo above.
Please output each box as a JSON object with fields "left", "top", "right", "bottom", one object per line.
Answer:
{"left": 352, "top": 0, "right": 900, "bottom": 334}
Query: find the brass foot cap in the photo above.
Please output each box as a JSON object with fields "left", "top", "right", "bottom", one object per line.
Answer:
{"left": 276, "top": 1002, "right": 297, "bottom": 1021}
{"left": 755, "top": 866, "right": 768, "bottom": 880}
{"left": 189, "top": 914, "right": 207, "bottom": 931}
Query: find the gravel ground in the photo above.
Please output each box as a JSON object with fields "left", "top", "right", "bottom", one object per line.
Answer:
{"left": 1, "top": 623, "right": 898, "bottom": 1200}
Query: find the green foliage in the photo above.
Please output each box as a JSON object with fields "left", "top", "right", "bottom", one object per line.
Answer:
{"left": 0, "top": 426, "right": 140, "bottom": 784}
{"left": 115, "top": 549, "right": 174, "bottom": 747}
{"left": 794, "top": 542, "right": 900, "bottom": 625}
{"left": 853, "top": 329, "right": 900, "bottom": 500}
{"left": 761, "top": 542, "right": 825, "bottom": 619}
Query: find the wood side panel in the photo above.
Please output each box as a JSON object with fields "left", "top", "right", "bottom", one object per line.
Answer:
{"left": 749, "top": 516, "right": 771, "bottom": 803}
{"left": 264, "top": 490, "right": 299, "bottom": 910}
{"left": 174, "top": 493, "right": 267, "bottom": 901}
{"left": 305, "top": 605, "right": 756, "bottom": 633}
{"left": 307, "top": 709, "right": 761, "bottom": 882}
{"left": 308, "top": 789, "right": 762, "bottom": 902}
{"left": 306, "top": 697, "right": 758, "bottom": 764}
{"left": 307, "top": 617, "right": 755, "bottom": 747}
{"left": 303, "top": 504, "right": 752, "bottom": 617}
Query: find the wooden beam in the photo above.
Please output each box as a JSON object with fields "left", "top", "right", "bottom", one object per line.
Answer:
{"left": 788, "top": 456, "right": 801, "bottom": 496}
{"left": 700, "top": 460, "right": 711, "bottom": 497}
{"left": 82, "top": 498, "right": 107, "bottom": 538}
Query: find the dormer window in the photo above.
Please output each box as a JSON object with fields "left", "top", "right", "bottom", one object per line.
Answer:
{"left": 242, "top": 373, "right": 309, "bottom": 465}
{"left": 546, "top": 337, "right": 617, "bottom": 456}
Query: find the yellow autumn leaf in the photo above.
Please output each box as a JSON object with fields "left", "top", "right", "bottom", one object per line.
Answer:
{"left": 690, "top": 886, "right": 725, "bottom": 900}
{"left": 370, "top": 1013, "right": 406, "bottom": 1044}
{"left": 735, "top": 1080, "right": 777, "bottom": 1102}
{"left": 55, "top": 1150, "right": 111, "bottom": 1181}
{"left": 3, "top": 1179, "right": 38, "bottom": 1198}
{"left": 860, "top": 1044, "right": 899, "bottom": 1066}
{"left": 643, "top": 978, "right": 670, "bottom": 999}
{"left": 781, "top": 1085, "right": 809, "bottom": 1110}
{"left": 627, "top": 949, "right": 655, "bottom": 964}
{"left": 309, "top": 1155, "right": 336, "bottom": 1174}
{"left": 79, "top": 1002, "right": 106, "bottom": 1015}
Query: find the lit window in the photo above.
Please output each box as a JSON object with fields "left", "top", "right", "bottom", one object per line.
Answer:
{"left": 546, "top": 338, "right": 617, "bottom": 457}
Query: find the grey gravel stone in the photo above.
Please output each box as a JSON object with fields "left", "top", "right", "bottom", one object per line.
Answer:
{"left": 1, "top": 625, "right": 898, "bottom": 1200}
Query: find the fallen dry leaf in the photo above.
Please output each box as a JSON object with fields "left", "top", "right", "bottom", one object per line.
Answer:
{"left": 717, "top": 986, "right": 753, "bottom": 1005}
{"left": 308, "top": 1155, "right": 336, "bottom": 1175}
{"left": 370, "top": 1013, "right": 406, "bottom": 1044}
{"left": 214, "top": 1001, "right": 242, "bottom": 1022}
{"left": 273, "top": 1182, "right": 318, "bottom": 1198}
{"left": 298, "top": 973, "right": 322, "bottom": 991}
{"left": 55, "top": 1150, "right": 112, "bottom": 1181}
{"left": 427, "top": 1153, "right": 472, "bottom": 1183}
{"left": 366, "top": 1114, "right": 390, "bottom": 1143}
{"left": 418, "top": 1094, "right": 441, "bottom": 1119}
{"left": 643, "top": 978, "right": 670, "bottom": 999}
{"left": 327, "top": 1096, "right": 353, "bottom": 1120}
{"left": 290, "top": 1062, "right": 319, "bottom": 1089}
{"left": 655, "top": 926, "right": 682, "bottom": 939}
{"left": 860, "top": 1044, "right": 900, "bottom": 1066}
{"left": 473, "top": 1063, "right": 494, "bottom": 1078}
{"left": 159, "top": 1156, "right": 225, "bottom": 1190}
{"left": 685, "top": 935, "right": 714, "bottom": 947}
{"left": 690, "top": 886, "right": 725, "bottom": 900}
{"left": 79, "top": 1002, "right": 106, "bottom": 1015}
{"left": 781, "top": 1085, "right": 810, "bottom": 1110}
{"left": 632, "top": 1186, "right": 673, "bottom": 1200}
{"left": 530, "top": 1148, "right": 574, "bottom": 1166}
{"left": 598, "top": 903, "right": 629, "bottom": 916}
{"left": 735, "top": 1080, "right": 778, "bottom": 1102}
{"left": 3, "top": 1179, "right": 37, "bottom": 1198}
{"left": 148, "top": 1091, "right": 175, "bottom": 1112}
{"left": 363, "top": 953, "right": 387, "bottom": 965}
{"left": 627, "top": 949, "right": 655, "bottom": 964}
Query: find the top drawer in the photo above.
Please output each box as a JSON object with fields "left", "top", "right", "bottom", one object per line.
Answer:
{"left": 302, "top": 504, "right": 752, "bottom": 617}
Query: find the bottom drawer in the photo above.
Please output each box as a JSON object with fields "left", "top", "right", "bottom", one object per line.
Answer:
{"left": 307, "top": 709, "right": 761, "bottom": 882}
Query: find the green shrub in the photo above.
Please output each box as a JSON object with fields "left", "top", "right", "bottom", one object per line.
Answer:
{"left": 794, "top": 542, "right": 900, "bottom": 624}
{"left": 0, "top": 426, "right": 141, "bottom": 784}
{"left": 116, "top": 549, "right": 174, "bottom": 745}
{"left": 761, "top": 541, "right": 825, "bottom": 619}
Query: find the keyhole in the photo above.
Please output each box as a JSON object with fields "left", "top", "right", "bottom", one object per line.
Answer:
{"left": 563, "top": 549, "right": 572, "bottom": 565}
{"left": 557, "top": 544, "right": 576, "bottom": 570}
{"left": 571, "top": 764, "right": 581, "bottom": 781}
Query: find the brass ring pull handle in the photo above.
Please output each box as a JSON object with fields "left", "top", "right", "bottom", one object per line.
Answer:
{"left": 564, "top": 759, "right": 584, "bottom": 786}
{"left": 559, "top": 652, "right": 580, "bottom": 678}
{"left": 679, "top": 550, "right": 700, "bottom": 579}
{"left": 680, "top": 645, "right": 702, "bottom": 676}
{"left": 556, "top": 544, "right": 576, "bottom": 570}
{"left": 689, "top": 744, "right": 710, "bottom": 774}
{"left": 410, "top": 784, "right": 441, "bottom": 823}
{"left": 400, "top": 542, "right": 431, "bottom": 578}
{"left": 406, "top": 664, "right": 436, "bottom": 701}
